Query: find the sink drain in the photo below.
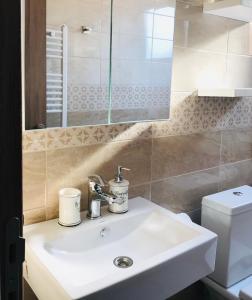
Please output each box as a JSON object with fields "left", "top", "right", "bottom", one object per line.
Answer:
{"left": 113, "top": 256, "right": 133, "bottom": 268}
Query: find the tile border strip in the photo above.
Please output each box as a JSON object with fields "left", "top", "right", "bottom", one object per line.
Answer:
{"left": 23, "top": 94, "right": 252, "bottom": 153}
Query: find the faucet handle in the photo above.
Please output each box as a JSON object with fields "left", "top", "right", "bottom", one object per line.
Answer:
{"left": 88, "top": 175, "right": 106, "bottom": 187}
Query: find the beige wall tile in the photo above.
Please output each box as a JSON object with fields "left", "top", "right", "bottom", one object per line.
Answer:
{"left": 23, "top": 152, "right": 46, "bottom": 211}
{"left": 152, "top": 132, "right": 221, "bottom": 180}
{"left": 151, "top": 167, "right": 219, "bottom": 213}
{"left": 219, "top": 159, "right": 252, "bottom": 191}
{"left": 221, "top": 128, "right": 252, "bottom": 164}
{"left": 129, "top": 184, "right": 151, "bottom": 200}
{"left": 46, "top": 139, "right": 152, "bottom": 213}
{"left": 23, "top": 208, "right": 46, "bottom": 226}
{"left": 46, "top": 206, "right": 59, "bottom": 221}
{"left": 46, "top": 145, "right": 93, "bottom": 211}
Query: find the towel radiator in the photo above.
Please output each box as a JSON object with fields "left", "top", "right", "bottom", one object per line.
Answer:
{"left": 46, "top": 24, "right": 68, "bottom": 127}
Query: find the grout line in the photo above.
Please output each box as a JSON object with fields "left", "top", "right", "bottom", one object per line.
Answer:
{"left": 218, "top": 131, "right": 223, "bottom": 192}
{"left": 219, "top": 130, "right": 224, "bottom": 166}
{"left": 140, "top": 158, "right": 252, "bottom": 187}
{"left": 23, "top": 207, "right": 46, "bottom": 213}
{"left": 107, "top": 0, "right": 113, "bottom": 125}
{"left": 129, "top": 165, "right": 221, "bottom": 187}
{"left": 149, "top": 123, "right": 154, "bottom": 201}
{"left": 223, "top": 22, "right": 230, "bottom": 88}
{"left": 219, "top": 158, "right": 252, "bottom": 167}
{"left": 45, "top": 131, "right": 48, "bottom": 220}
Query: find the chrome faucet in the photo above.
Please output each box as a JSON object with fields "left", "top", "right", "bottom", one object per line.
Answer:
{"left": 87, "top": 175, "right": 123, "bottom": 219}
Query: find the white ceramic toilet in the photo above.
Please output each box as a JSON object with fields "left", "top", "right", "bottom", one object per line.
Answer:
{"left": 201, "top": 185, "right": 252, "bottom": 300}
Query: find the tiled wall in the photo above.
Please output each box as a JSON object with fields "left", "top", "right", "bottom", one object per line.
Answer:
{"left": 23, "top": 0, "right": 252, "bottom": 225}
{"left": 23, "top": 112, "right": 252, "bottom": 225}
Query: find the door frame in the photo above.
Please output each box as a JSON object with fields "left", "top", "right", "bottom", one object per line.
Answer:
{"left": 0, "top": 0, "right": 24, "bottom": 299}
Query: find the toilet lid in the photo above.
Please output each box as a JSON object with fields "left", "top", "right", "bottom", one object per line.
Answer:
{"left": 240, "top": 283, "right": 252, "bottom": 300}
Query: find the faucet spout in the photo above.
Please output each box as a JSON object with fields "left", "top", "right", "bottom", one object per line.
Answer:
{"left": 87, "top": 175, "right": 122, "bottom": 219}
{"left": 99, "top": 191, "right": 123, "bottom": 205}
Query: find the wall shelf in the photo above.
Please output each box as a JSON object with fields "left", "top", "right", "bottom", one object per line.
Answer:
{"left": 203, "top": 0, "right": 252, "bottom": 22}
{"left": 198, "top": 88, "right": 252, "bottom": 97}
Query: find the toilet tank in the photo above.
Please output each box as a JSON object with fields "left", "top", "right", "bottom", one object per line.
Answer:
{"left": 202, "top": 185, "right": 252, "bottom": 288}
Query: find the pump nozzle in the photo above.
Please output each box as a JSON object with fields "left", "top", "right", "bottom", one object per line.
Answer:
{"left": 115, "top": 165, "right": 130, "bottom": 183}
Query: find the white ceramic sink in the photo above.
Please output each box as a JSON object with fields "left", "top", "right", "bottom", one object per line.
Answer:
{"left": 24, "top": 198, "right": 217, "bottom": 300}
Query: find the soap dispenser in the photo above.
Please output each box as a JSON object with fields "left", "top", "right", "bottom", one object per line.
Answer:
{"left": 109, "top": 166, "right": 130, "bottom": 213}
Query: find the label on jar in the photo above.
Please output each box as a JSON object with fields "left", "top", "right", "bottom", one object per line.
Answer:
{"left": 109, "top": 185, "right": 128, "bottom": 213}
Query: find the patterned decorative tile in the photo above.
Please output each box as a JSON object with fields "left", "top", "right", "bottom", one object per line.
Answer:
{"left": 68, "top": 84, "right": 170, "bottom": 112}
{"left": 82, "top": 126, "right": 109, "bottom": 145}
{"left": 107, "top": 124, "right": 127, "bottom": 141}
{"left": 23, "top": 130, "right": 46, "bottom": 153}
{"left": 108, "top": 123, "right": 153, "bottom": 142}
{"left": 46, "top": 128, "right": 69, "bottom": 150}
{"left": 153, "top": 93, "right": 252, "bottom": 138}
{"left": 23, "top": 94, "right": 252, "bottom": 152}
{"left": 65, "top": 127, "right": 83, "bottom": 147}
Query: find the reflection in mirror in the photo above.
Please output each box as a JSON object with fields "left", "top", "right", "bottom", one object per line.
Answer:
{"left": 110, "top": 0, "right": 175, "bottom": 123}
{"left": 46, "top": 0, "right": 111, "bottom": 128}
{"left": 25, "top": 0, "right": 175, "bottom": 130}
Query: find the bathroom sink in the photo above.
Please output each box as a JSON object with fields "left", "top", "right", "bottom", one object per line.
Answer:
{"left": 24, "top": 198, "right": 217, "bottom": 300}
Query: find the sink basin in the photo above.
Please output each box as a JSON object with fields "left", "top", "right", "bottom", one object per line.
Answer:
{"left": 24, "top": 197, "right": 217, "bottom": 300}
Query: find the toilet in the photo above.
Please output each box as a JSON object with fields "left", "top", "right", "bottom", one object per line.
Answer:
{"left": 201, "top": 185, "right": 252, "bottom": 300}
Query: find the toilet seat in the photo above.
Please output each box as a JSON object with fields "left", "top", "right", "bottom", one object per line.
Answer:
{"left": 240, "top": 283, "right": 252, "bottom": 300}
{"left": 203, "top": 275, "right": 252, "bottom": 300}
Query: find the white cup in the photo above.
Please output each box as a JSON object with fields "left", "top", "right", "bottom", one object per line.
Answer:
{"left": 58, "top": 188, "right": 81, "bottom": 227}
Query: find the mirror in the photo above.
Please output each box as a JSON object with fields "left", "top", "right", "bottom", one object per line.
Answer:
{"left": 25, "top": 0, "right": 175, "bottom": 129}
